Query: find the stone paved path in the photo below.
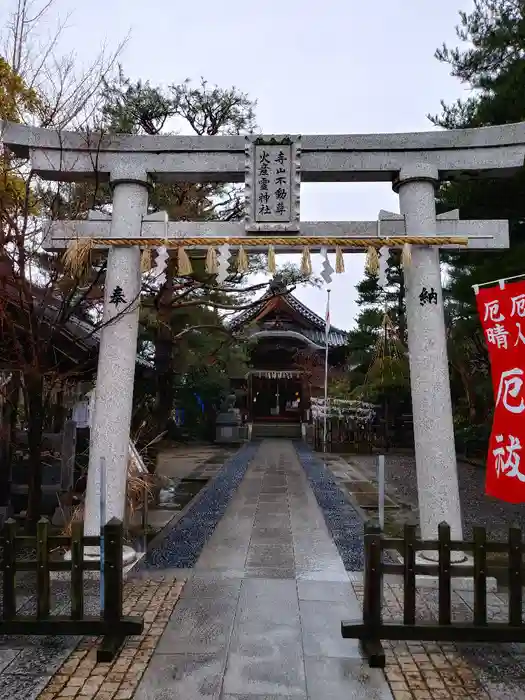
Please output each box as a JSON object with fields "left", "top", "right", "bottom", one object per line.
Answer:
{"left": 133, "top": 439, "right": 391, "bottom": 700}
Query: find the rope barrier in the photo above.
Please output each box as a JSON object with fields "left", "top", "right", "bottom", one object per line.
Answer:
{"left": 65, "top": 235, "right": 469, "bottom": 248}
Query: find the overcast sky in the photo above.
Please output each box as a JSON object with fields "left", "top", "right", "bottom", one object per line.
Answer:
{"left": 6, "top": 0, "right": 473, "bottom": 329}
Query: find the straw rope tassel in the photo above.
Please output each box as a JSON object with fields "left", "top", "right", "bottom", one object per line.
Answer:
{"left": 205, "top": 246, "right": 218, "bottom": 274}
{"left": 267, "top": 245, "right": 277, "bottom": 274}
{"left": 335, "top": 246, "right": 345, "bottom": 273}
{"left": 177, "top": 246, "right": 193, "bottom": 276}
{"left": 237, "top": 245, "right": 249, "bottom": 272}
{"left": 140, "top": 247, "right": 152, "bottom": 272}
{"left": 401, "top": 243, "right": 412, "bottom": 269}
{"left": 300, "top": 246, "right": 312, "bottom": 275}
{"left": 365, "top": 246, "right": 380, "bottom": 275}
{"left": 63, "top": 238, "right": 94, "bottom": 277}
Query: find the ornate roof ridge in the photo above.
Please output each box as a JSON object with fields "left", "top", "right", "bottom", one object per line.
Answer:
{"left": 229, "top": 288, "right": 347, "bottom": 337}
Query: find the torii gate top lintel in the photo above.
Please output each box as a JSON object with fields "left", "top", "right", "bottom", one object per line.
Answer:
{"left": 3, "top": 120, "right": 525, "bottom": 183}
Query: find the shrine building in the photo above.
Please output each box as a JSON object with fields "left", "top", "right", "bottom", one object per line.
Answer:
{"left": 229, "top": 286, "right": 348, "bottom": 430}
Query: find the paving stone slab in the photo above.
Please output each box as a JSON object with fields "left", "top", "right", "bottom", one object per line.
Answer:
{"left": 221, "top": 695, "right": 306, "bottom": 700}
{"left": 179, "top": 574, "right": 243, "bottom": 600}
{"left": 156, "top": 596, "right": 238, "bottom": 655}
{"left": 223, "top": 643, "right": 306, "bottom": 697}
{"left": 0, "top": 673, "right": 52, "bottom": 700}
{"left": 133, "top": 652, "right": 226, "bottom": 700}
{"left": 299, "top": 600, "right": 362, "bottom": 659}
{"left": 3, "top": 641, "right": 73, "bottom": 675}
{"left": 245, "top": 543, "right": 295, "bottom": 569}
{"left": 297, "top": 580, "right": 361, "bottom": 607}
{"left": 0, "top": 650, "right": 20, "bottom": 673}
{"left": 304, "top": 656, "right": 393, "bottom": 700}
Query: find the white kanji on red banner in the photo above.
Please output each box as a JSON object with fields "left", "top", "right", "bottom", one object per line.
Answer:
{"left": 484, "top": 300, "right": 506, "bottom": 322}
{"left": 515, "top": 322, "right": 525, "bottom": 346}
{"left": 476, "top": 278, "right": 525, "bottom": 503}
{"left": 493, "top": 434, "right": 524, "bottom": 481}
{"left": 486, "top": 324, "right": 510, "bottom": 349}
{"left": 510, "top": 294, "right": 525, "bottom": 318}
{"left": 496, "top": 367, "right": 525, "bottom": 414}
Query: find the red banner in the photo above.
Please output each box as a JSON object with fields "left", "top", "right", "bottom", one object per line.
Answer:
{"left": 476, "top": 279, "right": 525, "bottom": 502}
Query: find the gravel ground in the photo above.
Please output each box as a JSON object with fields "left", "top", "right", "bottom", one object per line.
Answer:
{"left": 350, "top": 453, "right": 525, "bottom": 540}
{"left": 294, "top": 441, "right": 365, "bottom": 570}
{"left": 0, "top": 576, "right": 102, "bottom": 700}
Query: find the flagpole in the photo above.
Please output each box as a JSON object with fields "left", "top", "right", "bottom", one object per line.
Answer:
{"left": 472, "top": 271, "right": 525, "bottom": 291}
{"left": 323, "top": 289, "right": 331, "bottom": 453}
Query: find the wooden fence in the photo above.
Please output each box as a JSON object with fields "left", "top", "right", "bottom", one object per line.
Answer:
{"left": 342, "top": 522, "right": 525, "bottom": 668}
{"left": 312, "top": 416, "right": 374, "bottom": 453}
{"left": 1, "top": 516, "right": 143, "bottom": 661}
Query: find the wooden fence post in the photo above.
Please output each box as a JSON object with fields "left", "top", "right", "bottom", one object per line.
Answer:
{"left": 473, "top": 526, "right": 487, "bottom": 626}
{"left": 97, "top": 517, "right": 125, "bottom": 662}
{"left": 361, "top": 522, "right": 384, "bottom": 667}
{"left": 103, "top": 518, "right": 123, "bottom": 623}
{"left": 403, "top": 524, "right": 417, "bottom": 625}
{"left": 438, "top": 522, "right": 451, "bottom": 626}
{"left": 70, "top": 520, "right": 84, "bottom": 620}
{"left": 36, "top": 517, "right": 50, "bottom": 618}
{"left": 508, "top": 526, "right": 522, "bottom": 626}
{"left": 2, "top": 518, "right": 17, "bottom": 620}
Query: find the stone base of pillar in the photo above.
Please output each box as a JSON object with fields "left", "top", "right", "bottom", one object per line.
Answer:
{"left": 416, "top": 572, "right": 497, "bottom": 593}
{"left": 417, "top": 550, "right": 468, "bottom": 564}
{"left": 63, "top": 544, "right": 137, "bottom": 566}
{"left": 393, "top": 552, "right": 497, "bottom": 592}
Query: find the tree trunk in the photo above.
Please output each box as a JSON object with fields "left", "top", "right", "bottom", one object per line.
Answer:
{"left": 25, "top": 373, "right": 44, "bottom": 526}
{"left": 0, "top": 372, "right": 20, "bottom": 509}
{"left": 154, "top": 334, "right": 174, "bottom": 433}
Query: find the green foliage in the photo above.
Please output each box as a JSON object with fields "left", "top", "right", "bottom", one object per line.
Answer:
{"left": 430, "top": 0, "right": 525, "bottom": 449}
{"left": 347, "top": 1, "right": 525, "bottom": 452}
{"left": 96, "top": 70, "right": 263, "bottom": 438}
{"left": 344, "top": 254, "right": 410, "bottom": 417}
{"left": 98, "top": 69, "right": 321, "bottom": 440}
{"left": 0, "top": 56, "right": 40, "bottom": 121}
{"left": 0, "top": 57, "right": 41, "bottom": 214}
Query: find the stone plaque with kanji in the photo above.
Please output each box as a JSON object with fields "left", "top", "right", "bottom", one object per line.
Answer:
{"left": 245, "top": 135, "right": 301, "bottom": 233}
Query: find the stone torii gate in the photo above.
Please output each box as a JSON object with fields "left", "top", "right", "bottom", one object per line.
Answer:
{"left": 2, "top": 122, "right": 516, "bottom": 563}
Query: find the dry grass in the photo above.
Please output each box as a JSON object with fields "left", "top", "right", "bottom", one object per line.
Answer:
{"left": 59, "top": 449, "right": 156, "bottom": 539}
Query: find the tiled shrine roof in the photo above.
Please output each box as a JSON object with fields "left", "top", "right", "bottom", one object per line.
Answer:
{"left": 229, "top": 289, "right": 348, "bottom": 348}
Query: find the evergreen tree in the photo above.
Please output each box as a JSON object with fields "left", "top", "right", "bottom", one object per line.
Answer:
{"left": 429, "top": 0, "right": 525, "bottom": 448}
{"left": 344, "top": 253, "right": 410, "bottom": 424}
{"left": 97, "top": 72, "right": 313, "bottom": 439}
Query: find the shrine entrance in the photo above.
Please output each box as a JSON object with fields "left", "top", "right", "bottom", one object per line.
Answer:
{"left": 249, "top": 371, "right": 303, "bottom": 423}
{"left": 7, "top": 118, "right": 512, "bottom": 552}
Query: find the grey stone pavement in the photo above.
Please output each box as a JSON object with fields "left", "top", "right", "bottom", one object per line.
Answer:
{"left": 134, "top": 439, "right": 392, "bottom": 700}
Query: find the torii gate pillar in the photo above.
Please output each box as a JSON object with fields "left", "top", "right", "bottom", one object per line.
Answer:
{"left": 394, "top": 164, "right": 464, "bottom": 551}
{"left": 83, "top": 169, "right": 149, "bottom": 563}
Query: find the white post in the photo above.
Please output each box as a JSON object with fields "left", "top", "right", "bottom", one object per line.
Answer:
{"left": 323, "top": 289, "right": 330, "bottom": 453}
{"left": 378, "top": 454, "right": 385, "bottom": 530}
{"left": 83, "top": 169, "right": 149, "bottom": 564}
{"left": 394, "top": 164, "right": 464, "bottom": 549}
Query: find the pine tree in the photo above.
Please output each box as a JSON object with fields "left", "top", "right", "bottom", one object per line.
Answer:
{"left": 345, "top": 253, "right": 410, "bottom": 424}
{"left": 429, "top": 0, "right": 525, "bottom": 450}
